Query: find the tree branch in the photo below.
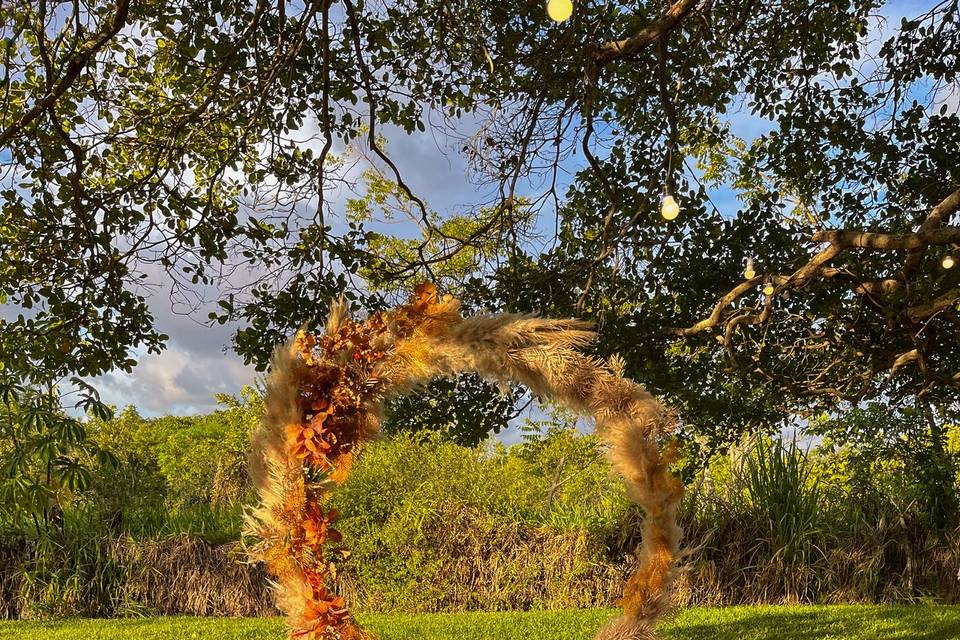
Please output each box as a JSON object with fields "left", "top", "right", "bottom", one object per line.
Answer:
{"left": 903, "top": 187, "right": 960, "bottom": 276}
{"left": 591, "top": 0, "right": 701, "bottom": 65}
{"left": 671, "top": 187, "right": 960, "bottom": 397}
{"left": 343, "top": 0, "right": 430, "bottom": 226}
{"left": 0, "top": 0, "right": 131, "bottom": 148}
{"left": 811, "top": 226, "right": 960, "bottom": 251}
{"left": 907, "top": 288, "right": 960, "bottom": 322}
{"left": 673, "top": 276, "right": 765, "bottom": 336}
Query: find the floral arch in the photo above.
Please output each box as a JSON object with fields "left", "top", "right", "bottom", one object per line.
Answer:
{"left": 246, "top": 284, "right": 684, "bottom": 640}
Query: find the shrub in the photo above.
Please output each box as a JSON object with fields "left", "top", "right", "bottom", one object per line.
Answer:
{"left": 3, "top": 408, "right": 959, "bottom": 618}
{"left": 330, "top": 431, "right": 623, "bottom": 612}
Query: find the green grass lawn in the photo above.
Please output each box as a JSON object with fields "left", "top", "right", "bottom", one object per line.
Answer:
{"left": 1, "top": 606, "right": 958, "bottom": 640}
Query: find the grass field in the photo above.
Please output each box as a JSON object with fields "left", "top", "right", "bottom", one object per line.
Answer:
{"left": 1, "top": 605, "right": 958, "bottom": 640}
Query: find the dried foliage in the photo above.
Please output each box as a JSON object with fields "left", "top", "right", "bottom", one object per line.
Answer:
{"left": 0, "top": 534, "right": 273, "bottom": 620}
{"left": 115, "top": 536, "right": 274, "bottom": 617}
{"left": 246, "top": 284, "right": 686, "bottom": 640}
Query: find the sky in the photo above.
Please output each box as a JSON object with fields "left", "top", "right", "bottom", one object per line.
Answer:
{"left": 90, "top": 122, "right": 486, "bottom": 416}
{"left": 79, "top": 113, "right": 597, "bottom": 444}
{"left": 5, "top": 0, "right": 948, "bottom": 445}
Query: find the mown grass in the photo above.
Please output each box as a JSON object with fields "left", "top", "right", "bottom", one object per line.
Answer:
{"left": 1, "top": 606, "right": 958, "bottom": 640}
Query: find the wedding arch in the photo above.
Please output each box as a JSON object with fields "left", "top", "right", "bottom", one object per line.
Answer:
{"left": 246, "top": 284, "right": 684, "bottom": 640}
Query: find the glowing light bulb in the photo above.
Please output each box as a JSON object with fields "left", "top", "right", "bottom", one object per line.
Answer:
{"left": 943, "top": 255, "right": 956, "bottom": 270}
{"left": 744, "top": 257, "right": 756, "bottom": 280}
{"left": 546, "top": 0, "right": 573, "bottom": 22}
{"left": 660, "top": 194, "right": 680, "bottom": 221}
{"left": 763, "top": 283, "right": 775, "bottom": 296}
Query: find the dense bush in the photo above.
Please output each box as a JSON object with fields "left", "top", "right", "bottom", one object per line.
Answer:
{"left": 0, "top": 523, "right": 272, "bottom": 620}
{"left": 329, "top": 430, "right": 628, "bottom": 611}
{"left": 80, "top": 389, "right": 259, "bottom": 532}
{"left": 0, "top": 399, "right": 958, "bottom": 618}
{"left": 677, "top": 430, "right": 960, "bottom": 605}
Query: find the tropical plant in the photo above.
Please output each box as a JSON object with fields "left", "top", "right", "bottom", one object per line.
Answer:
{"left": 0, "top": 382, "right": 116, "bottom": 535}
{"left": 740, "top": 437, "right": 824, "bottom": 567}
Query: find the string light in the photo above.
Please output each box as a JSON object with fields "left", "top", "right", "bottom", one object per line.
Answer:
{"left": 744, "top": 257, "right": 756, "bottom": 280}
{"left": 943, "top": 254, "right": 956, "bottom": 270}
{"left": 546, "top": 0, "right": 573, "bottom": 22}
{"left": 763, "top": 282, "right": 775, "bottom": 296}
{"left": 660, "top": 189, "right": 680, "bottom": 221}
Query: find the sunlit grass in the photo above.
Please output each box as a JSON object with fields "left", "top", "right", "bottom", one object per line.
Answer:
{"left": 1, "top": 605, "right": 958, "bottom": 640}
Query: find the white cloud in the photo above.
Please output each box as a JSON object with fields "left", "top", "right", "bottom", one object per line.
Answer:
{"left": 93, "top": 340, "right": 253, "bottom": 417}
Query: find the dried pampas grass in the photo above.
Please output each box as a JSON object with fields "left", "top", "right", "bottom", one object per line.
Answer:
{"left": 246, "top": 284, "right": 684, "bottom": 639}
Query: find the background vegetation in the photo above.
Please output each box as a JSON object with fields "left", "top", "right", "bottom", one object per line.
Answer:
{"left": 0, "top": 389, "right": 956, "bottom": 619}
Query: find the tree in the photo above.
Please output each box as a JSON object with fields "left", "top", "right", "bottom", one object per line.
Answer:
{"left": 810, "top": 402, "right": 960, "bottom": 530}
{"left": 382, "top": 373, "right": 525, "bottom": 447}
{"left": 455, "top": 0, "right": 960, "bottom": 444}
{"left": 2, "top": 0, "right": 958, "bottom": 454}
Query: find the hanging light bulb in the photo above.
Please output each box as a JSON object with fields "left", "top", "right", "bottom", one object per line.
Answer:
{"left": 943, "top": 254, "right": 956, "bottom": 270}
{"left": 546, "top": 0, "right": 573, "bottom": 22}
{"left": 660, "top": 194, "right": 680, "bottom": 221}
{"left": 744, "top": 257, "right": 756, "bottom": 280}
{"left": 763, "top": 282, "right": 775, "bottom": 296}
{"left": 660, "top": 188, "right": 680, "bottom": 221}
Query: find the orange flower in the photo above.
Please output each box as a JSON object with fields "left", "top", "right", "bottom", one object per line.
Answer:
{"left": 292, "top": 579, "right": 350, "bottom": 639}
{"left": 287, "top": 421, "right": 331, "bottom": 466}
{"left": 287, "top": 400, "right": 340, "bottom": 467}
{"left": 397, "top": 282, "right": 459, "bottom": 336}
{"left": 329, "top": 385, "right": 362, "bottom": 411}
{"left": 309, "top": 398, "right": 336, "bottom": 424}
{"left": 412, "top": 282, "right": 438, "bottom": 306}
{"left": 295, "top": 330, "right": 319, "bottom": 366}
{"left": 366, "top": 311, "right": 387, "bottom": 332}
{"left": 301, "top": 505, "right": 342, "bottom": 552}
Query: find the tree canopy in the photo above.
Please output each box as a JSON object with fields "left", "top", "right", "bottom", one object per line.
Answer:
{"left": 1, "top": 0, "right": 958, "bottom": 452}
